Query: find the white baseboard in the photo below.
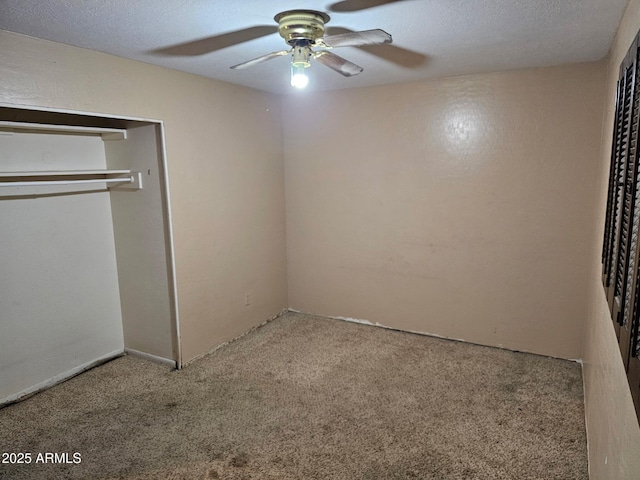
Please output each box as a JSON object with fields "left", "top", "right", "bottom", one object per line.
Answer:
{"left": 184, "top": 308, "right": 289, "bottom": 366}
{"left": 0, "top": 349, "right": 124, "bottom": 407}
{"left": 125, "top": 348, "right": 176, "bottom": 368}
{"left": 289, "top": 309, "right": 582, "bottom": 363}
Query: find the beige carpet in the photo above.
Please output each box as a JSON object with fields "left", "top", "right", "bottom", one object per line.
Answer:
{"left": 0, "top": 312, "right": 587, "bottom": 479}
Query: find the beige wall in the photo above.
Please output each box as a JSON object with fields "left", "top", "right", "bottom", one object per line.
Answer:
{"left": 283, "top": 62, "right": 605, "bottom": 360}
{"left": 583, "top": 0, "right": 640, "bottom": 477}
{"left": 0, "top": 30, "right": 288, "bottom": 363}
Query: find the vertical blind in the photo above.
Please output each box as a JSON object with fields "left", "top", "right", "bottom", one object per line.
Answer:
{"left": 602, "top": 34, "right": 640, "bottom": 419}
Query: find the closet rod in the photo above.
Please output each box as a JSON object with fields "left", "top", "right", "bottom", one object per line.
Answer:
{"left": 0, "top": 176, "right": 134, "bottom": 187}
{"left": 0, "top": 169, "right": 131, "bottom": 177}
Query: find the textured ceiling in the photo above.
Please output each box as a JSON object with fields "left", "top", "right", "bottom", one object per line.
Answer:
{"left": 0, "top": 0, "right": 629, "bottom": 94}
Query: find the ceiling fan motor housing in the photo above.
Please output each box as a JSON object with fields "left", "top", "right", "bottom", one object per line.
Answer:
{"left": 275, "top": 10, "right": 330, "bottom": 45}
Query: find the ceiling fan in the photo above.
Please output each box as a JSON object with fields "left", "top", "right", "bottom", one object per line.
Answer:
{"left": 230, "top": 10, "right": 392, "bottom": 89}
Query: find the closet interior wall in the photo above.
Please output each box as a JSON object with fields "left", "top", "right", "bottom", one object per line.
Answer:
{"left": 105, "top": 123, "right": 177, "bottom": 363}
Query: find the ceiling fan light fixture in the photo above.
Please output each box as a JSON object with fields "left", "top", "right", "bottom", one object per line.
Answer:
{"left": 291, "top": 66, "right": 309, "bottom": 89}
{"left": 291, "top": 43, "right": 311, "bottom": 89}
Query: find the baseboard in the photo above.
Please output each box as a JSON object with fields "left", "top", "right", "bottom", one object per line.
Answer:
{"left": 0, "top": 348, "right": 125, "bottom": 407}
{"left": 184, "top": 308, "right": 289, "bottom": 366}
{"left": 125, "top": 348, "right": 176, "bottom": 368}
{"left": 580, "top": 360, "right": 592, "bottom": 480}
{"left": 288, "top": 308, "right": 583, "bottom": 364}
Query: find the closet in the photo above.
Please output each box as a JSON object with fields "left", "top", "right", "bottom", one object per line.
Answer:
{"left": 0, "top": 106, "right": 179, "bottom": 405}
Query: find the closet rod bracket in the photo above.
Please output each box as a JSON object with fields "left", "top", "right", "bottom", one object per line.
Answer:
{"left": 109, "top": 172, "right": 143, "bottom": 191}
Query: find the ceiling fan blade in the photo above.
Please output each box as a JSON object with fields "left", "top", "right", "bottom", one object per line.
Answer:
{"left": 321, "top": 29, "right": 392, "bottom": 48}
{"left": 313, "top": 51, "right": 363, "bottom": 77}
{"left": 326, "top": 27, "right": 428, "bottom": 68}
{"left": 152, "top": 26, "right": 278, "bottom": 56}
{"left": 230, "top": 50, "right": 290, "bottom": 70}
{"left": 328, "top": 0, "right": 409, "bottom": 13}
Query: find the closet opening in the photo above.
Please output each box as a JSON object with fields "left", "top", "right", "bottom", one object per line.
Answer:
{"left": 0, "top": 105, "right": 180, "bottom": 406}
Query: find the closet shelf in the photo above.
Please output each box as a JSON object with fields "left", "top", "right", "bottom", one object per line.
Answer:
{"left": 0, "top": 121, "right": 127, "bottom": 140}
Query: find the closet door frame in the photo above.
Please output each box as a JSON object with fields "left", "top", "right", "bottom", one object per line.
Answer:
{"left": 0, "top": 102, "right": 182, "bottom": 369}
